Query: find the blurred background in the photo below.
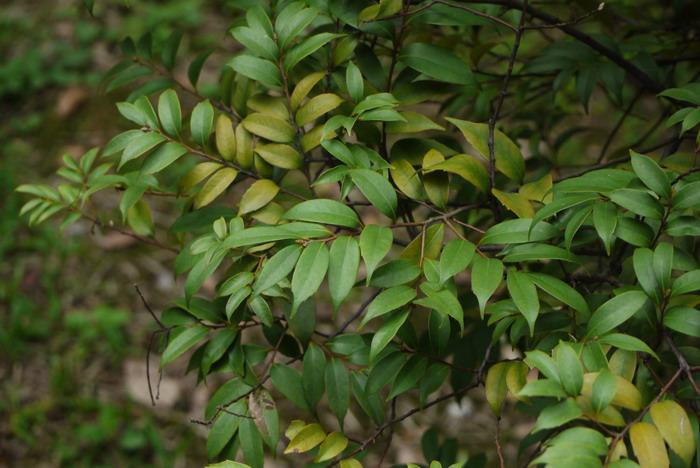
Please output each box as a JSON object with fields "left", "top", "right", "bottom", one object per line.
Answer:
{"left": 0, "top": 1, "right": 242, "bottom": 465}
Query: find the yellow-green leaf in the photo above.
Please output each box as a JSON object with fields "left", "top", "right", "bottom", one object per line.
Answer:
{"left": 247, "top": 94, "right": 289, "bottom": 120}
{"left": 390, "top": 159, "right": 424, "bottom": 199}
{"left": 430, "top": 154, "right": 490, "bottom": 193}
{"left": 127, "top": 200, "right": 154, "bottom": 236}
{"left": 250, "top": 202, "right": 284, "bottom": 224}
{"left": 254, "top": 143, "right": 303, "bottom": 169}
{"left": 424, "top": 171, "right": 449, "bottom": 210}
{"left": 386, "top": 111, "right": 444, "bottom": 134}
{"left": 506, "top": 361, "right": 530, "bottom": 403}
{"left": 486, "top": 362, "right": 510, "bottom": 417}
{"left": 239, "top": 179, "right": 279, "bottom": 214}
{"left": 235, "top": 124, "right": 254, "bottom": 169}
{"left": 400, "top": 223, "right": 444, "bottom": 263}
{"left": 180, "top": 162, "right": 223, "bottom": 193}
{"left": 519, "top": 174, "right": 553, "bottom": 203}
{"left": 296, "top": 93, "right": 343, "bottom": 127}
{"left": 493, "top": 189, "right": 535, "bottom": 218}
{"left": 290, "top": 72, "right": 326, "bottom": 110}
{"left": 242, "top": 113, "right": 295, "bottom": 142}
{"left": 283, "top": 423, "right": 326, "bottom": 454}
{"left": 315, "top": 432, "right": 349, "bottom": 463}
{"left": 650, "top": 400, "right": 695, "bottom": 465}
{"left": 630, "top": 422, "right": 670, "bottom": 468}
{"left": 446, "top": 117, "right": 525, "bottom": 182}
{"left": 302, "top": 125, "right": 336, "bottom": 152}
{"left": 216, "top": 114, "right": 236, "bottom": 161}
{"left": 194, "top": 167, "right": 238, "bottom": 209}
{"left": 284, "top": 420, "right": 307, "bottom": 440}
{"left": 581, "top": 372, "right": 642, "bottom": 411}
{"left": 339, "top": 458, "right": 363, "bottom": 468}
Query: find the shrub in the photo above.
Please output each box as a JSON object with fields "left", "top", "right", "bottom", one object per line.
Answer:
{"left": 18, "top": 0, "right": 700, "bottom": 466}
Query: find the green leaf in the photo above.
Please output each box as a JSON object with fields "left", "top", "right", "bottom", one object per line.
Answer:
{"left": 415, "top": 283, "right": 464, "bottom": 331}
{"left": 439, "top": 239, "right": 476, "bottom": 285}
{"left": 593, "top": 201, "right": 618, "bottom": 255}
{"left": 140, "top": 141, "right": 188, "bottom": 175}
{"left": 565, "top": 204, "right": 594, "bottom": 250}
{"left": 386, "top": 111, "right": 445, "bottom": 134}
{"left": 590, "top": 369, "right": 617, "bottom": 415}
{"left": 291, "top": 242, "right": 329, "bottom": 315}
{"left": 360, "top": 286, "right": 416, "bottom": 329}
{"left": 585, "top": 291, "right": 648, "bottom": 338}
{"left": 481, "top": 219, "right": 559, "bottom": 246}
{"left": 302, "top": 343, "right": 326, "bottom": 412}
{"left": 400, "top": 43, "right": 476, "bottom": 86}
{"left": 485, "top": 362, "right": 510, "bottom": 417}
{"left": 598, "top": 334, "right": 658, "bottom": 360}
{"left": 282, "top": 199, "right": 360, "bottom": 228}
{"left": 188, "top": 49, "right": 215, "bottom": 89}
{"left": 119, "top": 132, "right": 165, "bottom": 169}
{"left": 325, "top": 358, "right": 350, "bottom": 429}
{"left": 231, "top": 26, "right": 278, "bottom": 61}
{"left": 672, "top": 269, "right": 700, "bottom": 297}
{"left": 270, "top": 364, "right": 311, "bottom": 412}
{"left": 285, "top": 33, "right": 343, "bottom": 71}
{"left": 430, "top": 154, "right": 490, "bottom": 193}
{"left": 191, "top": 100, "right": 214, "bottom": 147}
{"left": 507, "top": 271, "right": 540, "bottom": 335}
{"left": 370, "top": 308, "right": 410, "bottom": 363}
{"left": 346, "top": 61, "right": 364, "bottom": 102}
{"left": 158, "top": 89, "right": 182, "bottom": 137}
{"left": 666, "top": 216, "right": 700, "bottom": 236}
{"left": 360, "top": 224, "right": 393, "bottom": 284}
{"left": 207, "top": 401, "right": 247, "bottom": 459}
{"left": 194, "top": 167, "right": 238, "bottom": 209}
{"left": 223, "top": 223, "right": 330, "bottom": 249}
{"left": 242, "top": 113, "right": 295, "bottom": 143}
{"left": 387, "top": 355, "right": 428, "bottom": 400}
{"left": 254, "top": 245, "right": 302, "bottom": 295}
{"left": 446, "top": 118, "right": 525, "bottom": 182}
{"left": 518, "top": 379, "right": 566, "bottom": 398}
{"left": 533, "top": 399, "right": 582, "bottom": 433}
{"left": 239, "top": 179, "right": 279, "bottom": 215}
{"left": 649, "top": 400, "right": 695, "bottom": 465}
{"left": 227, "top": 55, "right": 281, "bottom": 87}
{"left": 633, "top": 247, "right": 661, "bottom": 303}
{"left": 369, "top": 259, "right": 421, "bottom": 288}
{"left": 629, "top": 422, "right": 670, "bottom": 468}
{"left": 471, "top": 256, "right": 503, "bottom": 317}
{"left": 328, "top": 236, "right": 360, "bottom": 312}
{"left": 275, "top": 3, "right": 318, "bottom": 49}
{"left": 283, "top": 423, "right": 325, "bottom": 454}
{"left": 556, "top": 342, "right": 584, "bottom": 396}
{"left": 653, "top": 242, "right": 673, "bottom": 292}
{"left": 248, "top": 295, "right": 273, "bottom": 327}
{"left": 502, "top": 243, "right": 581, "bottom": 264}
{"left": 664, "top": 307, "right": 700, "bottom": 337}
{"left": 349, "top": 169, "right": 398, "bottom": 218}
{"left": 615, "top": 217, "right": 654, "bottom": 247}
{"left": 609, "top": 189, "right": 664, "bottom": 219}
{"left": 630, "top": 151, "right": 671, "bottom": 199}
{"left": 254, "top": 143, "right": 303, "bottom": 169}
{"left": 672, "top": 181, "right": 700, "bottom": 210}
{"left": 528, "top": 273, "right": 589, "bottom": 315}
{"left": 160, "top": 325, "right": 209, "bottom": 368}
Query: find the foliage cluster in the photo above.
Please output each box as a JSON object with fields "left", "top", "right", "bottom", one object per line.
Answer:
{"left": 18, "top": 0, "right": 700, "bottom": 466}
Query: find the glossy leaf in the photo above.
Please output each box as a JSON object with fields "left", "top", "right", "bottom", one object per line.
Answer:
{"left": 328, "top": 236, "right": 360, "bottom": 312}
{"left": 291, "top": 242, "right": 329, "bottom": 315}
{"left": 586, "top": 291, "right": 648, "bottom": 338}
{"left": 472, "top": 256, "right": 503, "bottom": 317}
